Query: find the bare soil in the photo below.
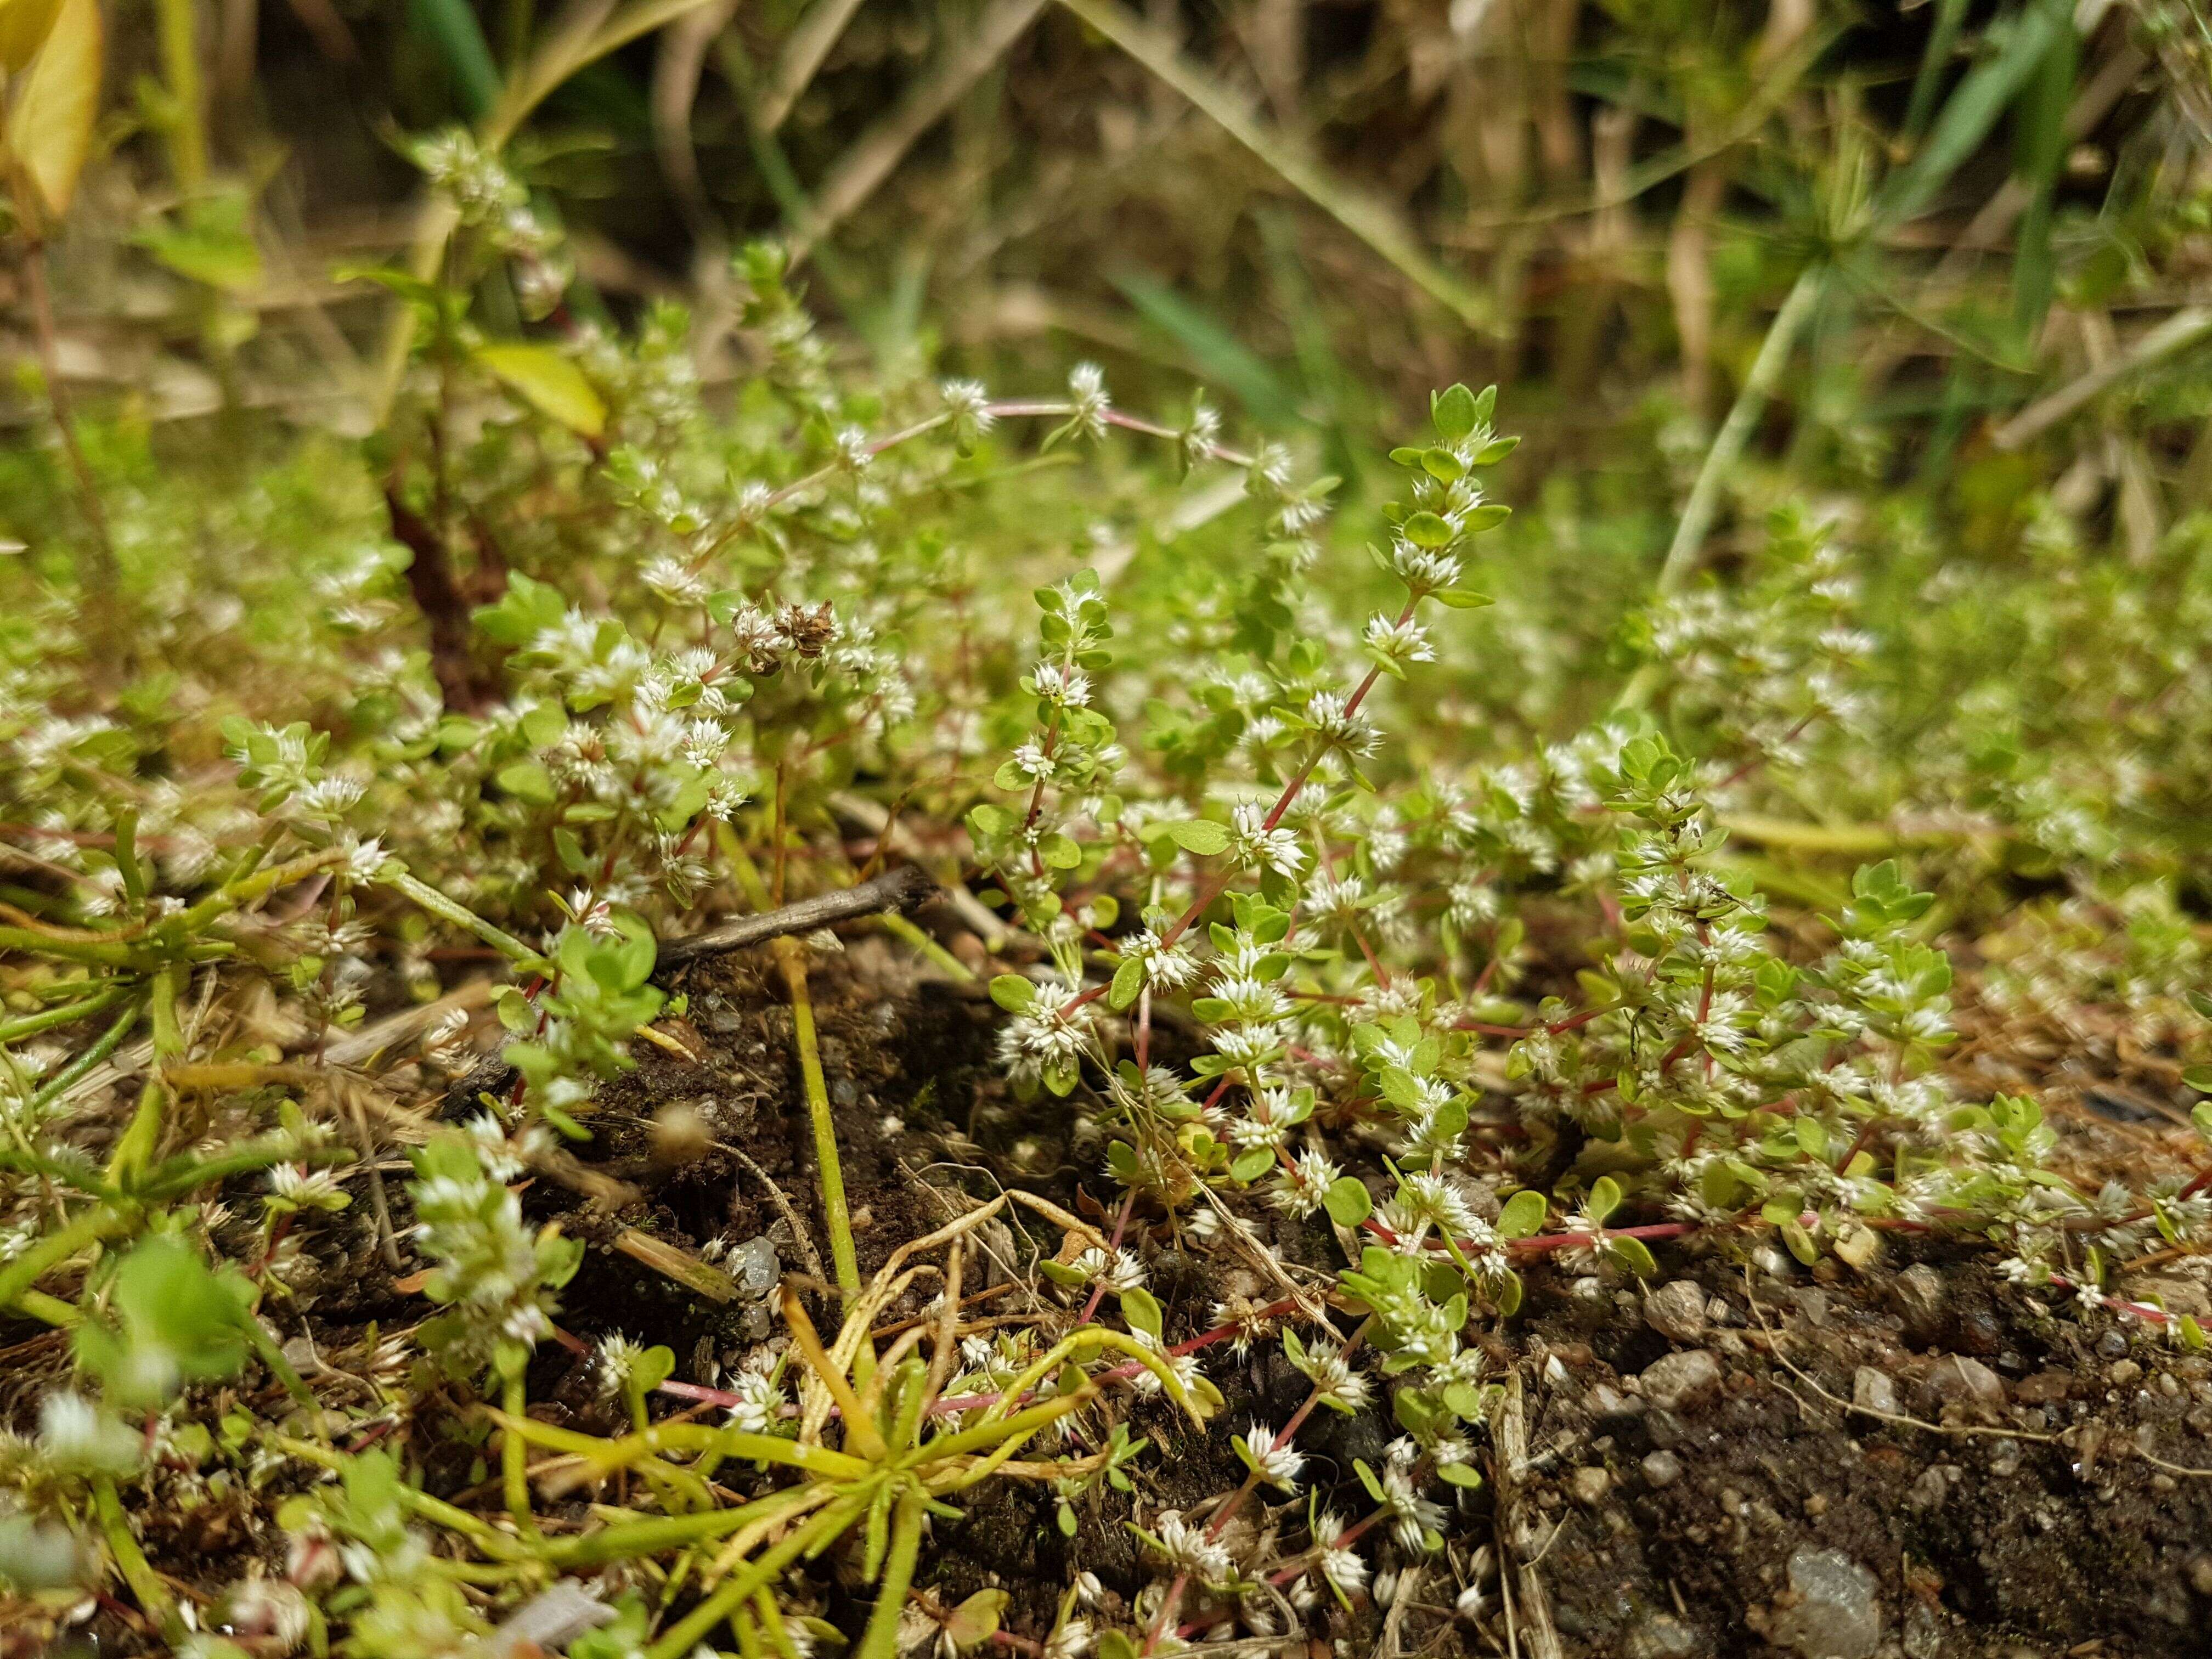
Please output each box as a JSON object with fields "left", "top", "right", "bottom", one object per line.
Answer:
{"left": 20, "top": 936, "right": 2212, "bottom": 1659}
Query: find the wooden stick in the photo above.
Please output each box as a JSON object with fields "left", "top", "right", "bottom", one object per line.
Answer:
{"left": 653, "top": 866, "right": 936, "bottom": 972}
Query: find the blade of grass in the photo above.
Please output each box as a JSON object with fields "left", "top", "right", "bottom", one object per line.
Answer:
{"left": 1901, "top": 0, "right": 1972, "bottom": 139}
{"left": 1874, "top": 0, "right": 2070, "bottom": 230}
{"left": 409, "top": 0, "right": 504, "bottom": 120}
{"left": 1052, "top": 0, "right": 1493, "bottom": 334}
{"left": 1108, "top": 269, "right": 1301, "bottom": 426}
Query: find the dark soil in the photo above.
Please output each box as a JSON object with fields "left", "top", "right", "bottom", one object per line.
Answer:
{"left": 26, "top": 931, "right": 2212, "bottom": 1659}
{"left": 481, "top": 936, "right": 2212, "bottom": 1658}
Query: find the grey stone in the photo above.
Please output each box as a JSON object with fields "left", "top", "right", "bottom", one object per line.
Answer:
{"left": 1645, "top": 1279, "right": 1709, "bottom": 1345}
{"left": 1640, "top": 1348, "right": 1724, "bottom": 1412}
{"left": 729, "top": 1235, "right": 780, "bottom": 1299}
{"left": 1628, "top": 1614, "right": 1705, "bottom": 1658}
{"left": 1641, "top": 1449, "right": 1683, "bottom": 1488}
{"left": 1923, "top": 1355, "right": 2004, "bottom": 1411}
{"left": 1892, "top": 1263, "right": 1949, "bottom": 1345}
{"left": 1571, "top": 1465, "right": 1611, "bottom": 1505}
{"left": 1770, "top": 1549, "right": 1883, "bottom": 1659}
{"left": 1852, "top": 1366, "right": 1898, "bottom": 1415}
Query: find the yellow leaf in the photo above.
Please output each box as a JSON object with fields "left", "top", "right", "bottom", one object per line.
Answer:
{"left": 0, "top": 0, "right": 63, "bottom": 71}
{"left": 473, "top": 343, "right": 606, "bottom": 439}
{"left": 4, "top": 0, "right": 101, "bottom": 226}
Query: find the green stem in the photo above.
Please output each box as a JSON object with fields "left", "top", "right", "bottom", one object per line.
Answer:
{"left": 0, "top": 983, "right": 127, "bottom": 1043}
{"left": 776, "top": 935, "right": 860, "bottom": 1297}
{"left": 503, "top": 1366, "right": 537, "bottom": 1533}
{"left": 380, "top": 868, "right": 546, "bottom": 967}
{"left": 93, "top": 1474, "right": 178, "bottom": 1634}
{"left": 25, "top": 997, "right": 142, "bottom": 1114}
{"left": 874, "top": 912, "right": 975, "bottom": 982}
{"left": 154, "top": 0, "right": 210, "bottom": 193}
{"left": 269, "top": 1434, "right": 542, "bottom": 1561}
{"left": 241, "top": 1313, "right": 319, "bottom": 1412}
{"left": 854, "top": 1489, "right": 925, "bottom": 1659}
{"left": 644, "top": 1500, "right": 860, "bottom": 1659}
{"left": 545, "top": 1486, "right": 823, "bottom": 1568}
{"left": 0, "top": 926, "right": 142, "bottom": 967}
{"left": 0, "top": 1204, "right": 132, "bottom": 1312}
{"left": 1654, "top": 266, "right": 1824, "bottom": 600}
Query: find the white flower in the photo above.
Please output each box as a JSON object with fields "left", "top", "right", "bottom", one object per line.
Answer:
{"left": 1227, "top": 802, "right": 1304, "bottom": 877}
{"left": 1364, "top": 612, "right": 1435, "bottom": 666}
{"left": 342, "top": 836, "right": 391, "bottom": 882}
{"left": 1153, "top": 1513, "right": 1233, "bottom": 1585}
{"left": 941, "top": 379, "right": 996, "bottom": 432}
{"left": 1241, "top": 1420, "right": 1304, "bottom": 1491}
{"left": 1067, "top": 363, "right": 1111, "bottom": 439}
{"left": 722, "top": 1365, "right": 786, "bottom": 1433}
{"left": 1271, "top": 1148, "right": 1342, "bottom": 1218}
{"left": 1303, "top": 690, "right": 1379, "bottom": 758}
{"left": 1029, "top": 661, "right": 1092, "bottom": 709}
{"left": 1076, "top": 1247, "right": 1147, "bottom": 1292}
{"left": 1123, "top": 928, "right": 1198, "bottom": 990}
{"left": 40, "top": 1393, "right": 142, "bottom": 1473}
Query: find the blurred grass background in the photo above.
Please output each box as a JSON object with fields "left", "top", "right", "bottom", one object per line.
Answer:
{"left": 16, "top": 0, "right": 2212, "bottom": 545}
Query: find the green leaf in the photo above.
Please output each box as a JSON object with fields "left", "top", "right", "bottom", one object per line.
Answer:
{"left": 494, "top": 759, "right": 557, "bottom": 805}
{"left": 1402, "top": 511, "right": 1454, "bottom": 550}
{"left": 989, "top": 974, "right": 1037, "bottom": 1013}
{"left": 475, "top": 344, "right": 607, "bottom": 439}
{"left": 1429, "top": 587, "right": 1493, "bottom": 609}
{"left": 1324, "top": 1176, "right": 1372, "bottom": 1228}
{"left": 136, "top": 192, "right": 266, "bottom": 294}
{"left": 1609, "top": 1235, "right": 1658, "bottom": 1278}
{"left": 1156, "top": 819, "right": 1231, "bottom": 856}
{"left": 1431, "top": 383, "right": 1479, "bottom": 442}
{"left": 1109, "top": 956, "right": 1144, "bottom": 1011}
{"left": 1120, "top": 1285, "right": 1163, "bottom": 1340}
{"left": 1497, "top": 1189, "right": 1548, "bottom": 1239}
{"left": 945, "top": 1590, "right": 1008, "bottom": 1652}
{"left": 1586, "top": 1175, "right": 1622, "bottom": 1227}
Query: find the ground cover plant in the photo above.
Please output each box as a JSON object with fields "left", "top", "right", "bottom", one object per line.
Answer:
{"left": 5, "top": 1, "right": 2212, "bottom": 1655}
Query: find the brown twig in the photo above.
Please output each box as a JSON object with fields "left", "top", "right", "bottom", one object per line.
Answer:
{"left": 385, "top": 485, "right": 496, "bottom": 713}
{"left": 654, "top": 865, "right": 936, "bottom": 972}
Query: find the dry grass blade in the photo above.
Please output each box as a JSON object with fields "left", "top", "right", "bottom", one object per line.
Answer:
{"left": 1993, "top": 306, "right": 2212, "bottom": 449}
{"left": 652, "top": 0, "right": 742, "bottom": 238}
{"left": 754, "top": 0, "right": 871, "bottom": 134}
{"left": 1051, "top": 0, "right": 1493, "bottom": 335}
{"left": 786, "top": 0, "right": 1050, "bottom": 265}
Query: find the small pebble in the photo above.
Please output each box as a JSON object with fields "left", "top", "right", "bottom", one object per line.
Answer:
{"left": 1923, "top": 1354, "right": 2005, "bottom": 1410}
{"left": 1642, "top": 1449, "right": 1684, "bottom": 1488}
{"left": 2098, "top": 1329, "right": 2130, "bottom": 1358}
{"left": 2110, "top": 1359, "right": 2143, "bottom": 1387}
{"left": 1852, "top": 1367, "right": 1898, "bottom": 1415}
{"left": 1645, "top": 1279, "right": 1708, "bottom": 1346}
{"left": 1640, "top": 1348, "right": 1724, "bottom": 1412}
{"left": 1571, "top": 1465, "right": 1611, "bottom": 1505}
